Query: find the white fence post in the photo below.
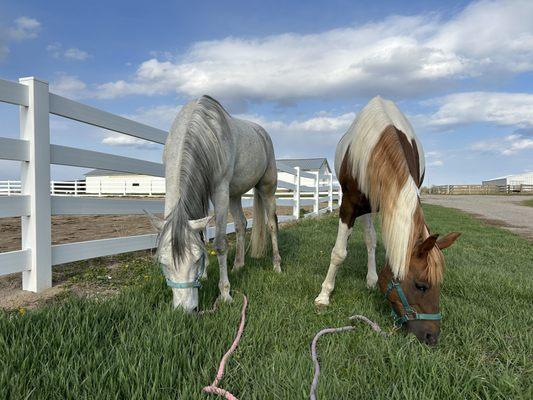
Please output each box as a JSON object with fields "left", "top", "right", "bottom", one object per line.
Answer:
{"left": 74, "top": 180, "right": 78, "bottom": 196}
{"left": 328, "top": 172, "right": 333, "bottom": 211}
{"left": 123, "top": 180, "right": 127, "bottom": 196}
{"left": 293, "top": 167, "right": 300, "bottom": 219}
{"left": 19, "top": 77, "right": 52, "bottom": 292}
{"left": 314, "top": 171, "right": 319, "bottom": 214}
{"left": 149, "top": 180, "right": 153, "bottom": 197}
{"left": 98, "top": 180, "right": 102, "bottom": 197}
{"left": 51, "top": 180, "right": 55, "bottom": 195}
{"left": 7, "top": 180, "right": 11, "bottom": 196}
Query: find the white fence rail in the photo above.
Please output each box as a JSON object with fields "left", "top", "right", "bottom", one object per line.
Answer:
{"left": 0, "top": 76, "right": 340, "bottom": 292}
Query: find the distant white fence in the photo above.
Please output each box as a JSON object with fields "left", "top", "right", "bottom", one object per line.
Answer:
{"left": 0, "top": 76, "right": 340, "bottom": 292}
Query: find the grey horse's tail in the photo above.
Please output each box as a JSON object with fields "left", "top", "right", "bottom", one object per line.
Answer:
{"left": 250, "top": 189, "right": 268, "bottom": 258}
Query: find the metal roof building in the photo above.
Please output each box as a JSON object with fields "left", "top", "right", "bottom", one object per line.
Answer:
{"left": 482, "top": 172, "right": 533, "bottom": 186}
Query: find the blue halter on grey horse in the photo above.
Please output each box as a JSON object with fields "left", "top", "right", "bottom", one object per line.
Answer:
{"left": 147, "top": 95, "right": 281, "bottom": 312}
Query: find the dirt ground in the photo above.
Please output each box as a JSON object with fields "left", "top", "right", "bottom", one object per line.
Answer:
{"left": 0, "top": 205, "right": 305, "bottom": 253}
{"left": 422, "top": 194, "right": 533, "bottom": 241}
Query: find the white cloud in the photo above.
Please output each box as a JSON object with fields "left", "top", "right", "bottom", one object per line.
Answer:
{"left": 64, "top": 47, "right": 91, "bottom": 61}
{"left": 425, "top": 150, "right": 444, "bottom": 167}
{"left": 8, "top": 17, "right": 41, "bottom": 40}
{"left": 101, "top": 134, "right": 159, "bottom": 149}
{"left": 1, "top": 16, "right": 40, "bottom": 60}
{"left": 47, "top": 43, "right": 91, "bottom": 61}
{"left": 50, "top": 74, "right": 88, "bottom": 99}
{"left": 93, "top": 0, "right": 533, "bottom": 101}
{"left": 233, "top": 111, "right": 355, "bottom": 160}
{"left": 427, "top": 160, "right": 444, "bottom": 167}
{"left": 238, "top": 112, "right": 355, "bottom": 134}
{"left": 423, "top": 92, "right": 533, "bottom": 127}
{"left": 472, "top": 129, "right": 533, "bottom": 155}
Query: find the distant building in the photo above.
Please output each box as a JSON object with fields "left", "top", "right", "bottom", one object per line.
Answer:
{"left": 83, "top": 158, "right": 334, "bottom": 195}
{"left": 276, "top": 158, "right": 333, "bottom": 188}
{"left": 84, "top": 170, "right": 165, "bottom": 195}
{"left": 482, "top": 172, "right": 533, "bottom": 187}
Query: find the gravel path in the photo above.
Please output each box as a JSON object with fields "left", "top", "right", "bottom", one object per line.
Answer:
{"left": 422, "top": 195, "right": 533, "bottom": 241}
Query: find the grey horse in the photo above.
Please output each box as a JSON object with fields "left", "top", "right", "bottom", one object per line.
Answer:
{"left": 148, "top": 95, "right": 281, "bottom": 312}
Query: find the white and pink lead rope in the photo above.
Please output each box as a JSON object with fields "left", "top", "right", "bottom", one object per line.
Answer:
{"left": 199, "top": 293, "right": 388, "bottom": 400}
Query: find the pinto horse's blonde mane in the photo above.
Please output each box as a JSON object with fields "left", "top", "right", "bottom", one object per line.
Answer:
{"left": 346, "top": 96, "right": 442, "bottom": 283}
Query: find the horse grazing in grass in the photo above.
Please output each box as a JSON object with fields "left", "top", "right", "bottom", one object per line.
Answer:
{"left": 315, "top": 96, "right": 460, "bottom": 345}
{"left": 148, "top": 95, "right": 281, "bottom": 312}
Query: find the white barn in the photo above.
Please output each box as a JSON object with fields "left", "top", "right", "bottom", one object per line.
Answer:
{"left": 83, "top": 158, "right": 333, "bottom": 195}
{"left": 482, "top": 172, "right": 533, "bottom": 187}
{"left": 84, "top": 170, "right": 165, "bottom": 195}
{"left": 276, "top": 158, "right": 332, "bottom": 188}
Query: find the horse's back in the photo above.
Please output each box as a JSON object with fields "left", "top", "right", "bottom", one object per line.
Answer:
{"left": 335, "top": 96, "right": 425, "bottom": 184}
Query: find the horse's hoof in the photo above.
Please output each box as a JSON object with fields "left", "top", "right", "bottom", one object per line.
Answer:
{"left": 314, "top": 295, "right": 330, "bottom": 307}
{"left": 232, "top": 262, "right": 244, "bottom": 271}
{"left": 273, "top": 265, "right": 282, "bottom": 273}
{"left": 366, "top": 274, "right": 378, "bottom": 289}
{"left": 218, "top": 294, "right": 233, "bottom": 304}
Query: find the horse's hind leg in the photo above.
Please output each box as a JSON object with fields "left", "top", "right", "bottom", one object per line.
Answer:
{"left": 361, "top": 213, "right": 377, "bottom": 288}
{"left": 315, "top": 198, "right": 356, "bottom": 306}
{"left": 262, "top": 190, "right": 282, "bottom": 272}
{"left": 212, "top": 186, "right": 232, "bottom": 303}
{"left": 229, "top": 196, "right": 247, "bottom": 271}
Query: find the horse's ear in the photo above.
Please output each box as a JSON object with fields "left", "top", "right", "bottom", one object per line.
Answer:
{"left": 417, "top": 234, "right": 439, "bottom": 257}
{"left": 436, "top": 232, "right": 461, "bottom": 250}
{"left": 144, "top": 210, "right": 164, "bottom": 232}
{"left": 188, "top": 216, "right": 213, "bottom": 231}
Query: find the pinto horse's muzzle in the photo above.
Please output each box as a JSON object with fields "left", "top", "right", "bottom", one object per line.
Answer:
{"left": 385, "top": 279, "right": 441, "bottom": 329}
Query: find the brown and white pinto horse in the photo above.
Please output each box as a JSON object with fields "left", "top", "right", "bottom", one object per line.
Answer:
{"left": 315, "top": 96, "right": 460, "bottom": 345}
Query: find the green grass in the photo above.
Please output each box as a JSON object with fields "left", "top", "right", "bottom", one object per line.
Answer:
{"left": 1, "top": 204, "right": 532, "bottom": 399}
{"left": 522, "top": 199, "right": 533, "bottom": 207}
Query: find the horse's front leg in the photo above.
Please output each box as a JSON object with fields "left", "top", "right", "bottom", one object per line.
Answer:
{"left": 315, "top": 199, "right": 355, "bottom": 306}
{"left": 213, "top": 187, "right": 232, "bottom": 303}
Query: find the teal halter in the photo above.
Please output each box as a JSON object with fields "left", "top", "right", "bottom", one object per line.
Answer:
{"left": 385, "top": 279, "right": 441, "bottom": 328}
{"left": 161, "top": 253, "right": 206, "bottom": 289}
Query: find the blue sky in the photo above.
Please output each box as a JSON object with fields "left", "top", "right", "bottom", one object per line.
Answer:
{"left": 1, "top": 0, "right": 532, "bottom": 184}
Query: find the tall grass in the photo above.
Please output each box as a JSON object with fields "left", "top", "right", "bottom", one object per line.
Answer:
{"left": 1, "top": 205, "right": 532, "bottom": 399}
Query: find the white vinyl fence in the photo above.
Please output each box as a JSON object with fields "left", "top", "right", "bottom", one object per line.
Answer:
{"left": 0, "top": 76, "right": 340, "bottom": 293}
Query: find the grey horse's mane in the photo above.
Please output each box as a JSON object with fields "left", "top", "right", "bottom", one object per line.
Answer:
{"left": 160, "top": 95, "right": 230, "bottom": 264}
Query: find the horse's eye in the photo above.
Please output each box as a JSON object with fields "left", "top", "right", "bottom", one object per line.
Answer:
{"left": 415, "top": 282, "right": 429, "bottom": 292}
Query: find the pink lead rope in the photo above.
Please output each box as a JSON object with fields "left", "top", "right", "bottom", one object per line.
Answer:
{"left": 309, "top": 315, "right": 390, "bottom": 400}
{"left": 202, "top": 292, "right": 248, "bottom": 400}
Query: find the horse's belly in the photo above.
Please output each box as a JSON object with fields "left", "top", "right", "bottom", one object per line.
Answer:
{"left": 229, "top": 129, "right": 269, "bottom": 196}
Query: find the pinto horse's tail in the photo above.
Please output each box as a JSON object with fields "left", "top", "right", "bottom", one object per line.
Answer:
{"left": 250, "top": 189, "right": 268, "bottom": 258}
